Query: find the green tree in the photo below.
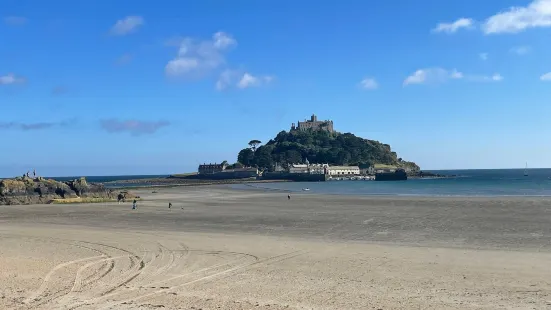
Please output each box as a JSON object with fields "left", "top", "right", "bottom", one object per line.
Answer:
{"left": 253, "top": 145, "right": 275, "bottom": 170}
{"left": 237, "top": 148, "right": 255, "bottom": 166}
{"left": 285, "top": 150, "right": 302, "bottom": 165}
{"left": 248, "top": 140, "right": 262, "bottom": 152}
{"left": 237, "top": 128, "right": 419, "bottom": 171}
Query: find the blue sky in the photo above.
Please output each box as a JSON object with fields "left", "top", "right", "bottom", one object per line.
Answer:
{"left": 1, "top": 0, "right": 551, "bottom": 177}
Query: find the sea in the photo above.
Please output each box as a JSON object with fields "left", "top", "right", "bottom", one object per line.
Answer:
{"left": 234, "top": 169, "right": 551, "bottom": 197}
{"left": 42, "top": 169, "right": 551, "bottom": 197}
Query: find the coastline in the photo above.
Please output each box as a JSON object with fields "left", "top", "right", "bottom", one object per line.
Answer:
{"left": 98, "top": 170, "right": 455, "bottom": 189}
{"left": 101, "top": 177, "right": 290, "bottom": 190}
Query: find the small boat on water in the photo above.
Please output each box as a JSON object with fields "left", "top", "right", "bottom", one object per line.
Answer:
{"left": 524, "top": 162, "right": 528, "bottom": 177}
{"left": 302, "top": 188, "right": 310, "bottom": 191}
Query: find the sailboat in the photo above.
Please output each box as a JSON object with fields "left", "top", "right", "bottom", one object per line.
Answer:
{"left": 524, "top": 162, "right": 528, "bottom": 176}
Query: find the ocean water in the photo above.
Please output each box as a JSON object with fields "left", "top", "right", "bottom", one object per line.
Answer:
{"left": 233, "top": 169, "right": 551, "bottom": 197}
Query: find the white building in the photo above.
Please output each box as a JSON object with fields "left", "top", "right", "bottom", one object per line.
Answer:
{"left": 289, "top": 163, "right": 329, "bottom": 174}
{"left": 289, "top": 164, "right": 309, "bottom": 174}
{"left": 288, "top": 158, "right": 329, "bottom": 174}
{"left": 328, "top": 166, "right": 360, "bottom": 176}
{"left": 308, "top": 164, "right": 328, "bottom": 174}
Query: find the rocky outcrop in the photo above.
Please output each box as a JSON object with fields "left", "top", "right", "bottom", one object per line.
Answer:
{"left": 0, "top": 176, "right": 118, "bottom": 205}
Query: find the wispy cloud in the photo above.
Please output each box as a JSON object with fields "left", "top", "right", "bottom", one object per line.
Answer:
{"left": 432, "top": 18, "right": 474, "bottom": 33}
{"left": 0, "top": 73, "right": 25, "bottom": 85}
{"left": 479, "top": 53, "right": 489, "bottom": 61}
{"left": 404, "top": 68, "right": 502, "bottom": 86}
{"left": 541, "top": 72, "right": 551, "bottom": 81}
{"left": 215, "top": 70, "right": 273, "bottom": 90}
{"left": 237, "top": 73, "right": 273, "bottom": 89}
{"left": 100, "top": 119, "right": 169, "bottom": 136}
{"left": 109, "top": 16, "right": 144, "bottom": 36}
{"left": 0, "top": 120, "right": 73, "bottom": 131}
{"left": 466, "top": 73, "right": 504, "bottom": 82}
{"left": 510, "top": 46, "right": 531, "bottom": 55}
{"left": 403, "top": 68, "right": 463, "bottom": 86}
{"left": 3, "top": 16, "right": 27, "bottom": 26}
{"left": 165, "top": 32, "right": 236, "bottom": 78}
{"left": 359, "top": 78, "right": 379, "bottom": 90}
{"left": 165, "top": 32, "right": 274, "bottom": 90}
{"left": 483, "top": 0, "right": 551, "bottom": 34}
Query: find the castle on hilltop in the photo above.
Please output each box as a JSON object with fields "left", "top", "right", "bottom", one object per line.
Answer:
{"left": 291, "top": 114, "right": 334, "bottom": 133}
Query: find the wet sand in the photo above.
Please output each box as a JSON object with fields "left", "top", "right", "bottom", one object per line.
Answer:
{"left": 1, "top": 186, "right": 550, "bottom": 309}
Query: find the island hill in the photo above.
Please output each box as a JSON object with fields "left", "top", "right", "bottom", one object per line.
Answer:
{"left": 188, "top": 114, "right": 431, "bottom": 181}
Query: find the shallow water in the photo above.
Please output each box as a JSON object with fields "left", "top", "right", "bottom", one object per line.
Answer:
{"left": 232, "top": 168, "right": 551, "bottom": 197}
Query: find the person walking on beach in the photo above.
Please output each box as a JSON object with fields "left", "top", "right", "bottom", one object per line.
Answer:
{"left": 169, "top": 202, "right": 172, "bottom": 209}
{"left": 132, "top": 199, "right": 137, "bottom": 210}
{"left": 288, "top": 194, "right": 291, "bottom": 200}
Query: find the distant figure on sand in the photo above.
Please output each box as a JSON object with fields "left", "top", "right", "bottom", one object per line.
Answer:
{"left": 288, "top": 194, "right": 291, "bottom": 200}
{"left": 132, "top": 199, "right": 137, "bottom": 210}
{"left": 169, "top": 202, "right": 172, "bottom": 209}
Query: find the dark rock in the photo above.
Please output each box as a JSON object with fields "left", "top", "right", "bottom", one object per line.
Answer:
{"left": 0, "top": 177, "right": 119, "bottom": 205}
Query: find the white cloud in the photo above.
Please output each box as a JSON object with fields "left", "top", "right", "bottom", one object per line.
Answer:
{"left": 432, "top": 18, "right": 474, "bottom": 33}
{"left": 238, "top": 73, "right": 258, "bottom": 88}
{"left": 213, "top": 32, "right": 237, "bottom": 49}
{"left": 483, "top": 0, "right": 551, "bottom": 34}
{"left": 465, "top": 73, "right": 504, "bottom": 82}
{"left": 216, "top": 70, "right": 273, "bottom": 90}
{"left": 166, "top": 32, "right": 273, "bottom": 89}
{"left": 215, "top": 69, "right": 237, "bottom": 90}
{"left": 3, "top": 16, "right": 27, "bottom": 26}
{"left": 540, "top": 72, "right": 551, "bottom": 81}
{"left": 0, "top": 73, "right": 25, "bottom": 85}
{"left": 510, "top": 46, "right": 531, "bottom": 55}
{"left": 479, "top": 53, "right": 489, "bottom": 60}
{"left": 359, "top": 78, "right": 379, "bottom": 90}
{"left": 237, "top": 73, "right": 273, "bottom": 89}
{"left": 403, "top": 67, "right": 462, "bottom": 86}
{"left": 450, "top": 69, "right": 464, "bottom": 79}
{"left": 491, "top": 73, "right": 504, "bottom": 81}
{"left": 165, "top": 32, "right": 236, "bottom": 78}
{"left": 109, "top": 16, "right": 144, "bottom": 36}
{"left": 403, "top": 68, "right": 503, "bottom": 86}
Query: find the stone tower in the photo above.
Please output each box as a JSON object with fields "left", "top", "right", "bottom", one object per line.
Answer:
{"left": 292, "top": 114, "right": 335, "bottom": 133}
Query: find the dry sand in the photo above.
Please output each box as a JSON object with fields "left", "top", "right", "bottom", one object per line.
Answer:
{"left": 1, "top": 186, "right": 551, "bottom": 309}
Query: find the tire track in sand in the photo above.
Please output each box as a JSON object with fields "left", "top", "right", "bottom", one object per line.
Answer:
{"left": 23, "top": 239, "right": 144, "bottom": 309}
{"left": 67, "top": 250, "right": 257, "bottom": 309}
{"left": 23, "top": 255, "right": 104, "bottom": 305}
{"left": 97, "top": 250, "right": 308, "bottom": 310}
{"left": 70, "top": 255, "right": 131, "bottom": 292}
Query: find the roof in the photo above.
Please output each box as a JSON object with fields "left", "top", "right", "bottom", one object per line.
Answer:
{"left": 329, "top": 166, "right": 360, "bottom": 170}
{"left": 222, "top": 168, "right": 258, "bottom": 173}
{"left": 199, "top": 163, "right": 225, "bottom": 167}
{"left": 373, "top": 164, "right": 397, "bottom": 169}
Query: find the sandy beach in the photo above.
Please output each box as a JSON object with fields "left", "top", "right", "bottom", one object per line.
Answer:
{"left": 1, "top": 186, "right": 551, "bottom": 309}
